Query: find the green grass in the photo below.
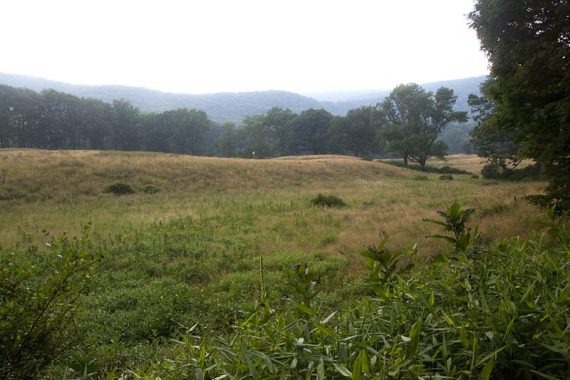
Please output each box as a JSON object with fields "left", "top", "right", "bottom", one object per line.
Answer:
{"left": 0, "top": 149, "right": 562, "bottom": 378}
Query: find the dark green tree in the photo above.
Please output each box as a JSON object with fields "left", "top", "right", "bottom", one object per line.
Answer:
{"left": 288, "top": 108, "right": 333, "bottom": 155}
{"left": 169, "top": 109, "right": 210, "bottom": 155}
{"left": 111, "top": 99, "right": 141, "bottom": 151}
{"left": 328, "top": 108, "right": 382, "bottom": 157}
{"left": 215, "top": 122, "right": 239, "bottom": 157}
{"left": 468, "top": 0, "right": 570, "bottom": 209}
{"left": 263, "top": 107, "right": 297, "bottom": 156}
{"left": 379, "top": 84, "right": 467, "bottom": 167}
{"left": 238, "top": 115, "right": 277, "bottom": 158}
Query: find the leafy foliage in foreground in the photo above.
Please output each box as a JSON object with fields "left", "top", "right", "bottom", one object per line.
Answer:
{"left": 0, "top": 226, "right": 100, "bottom": 379}
{"left": 2, "top": 204, "right": 568, "bottom": 379}
{"left": 133, "top": 210, "right": 569, "bottom": 379}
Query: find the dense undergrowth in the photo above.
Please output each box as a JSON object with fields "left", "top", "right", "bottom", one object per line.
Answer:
{"left": 1, "top": 205, "right": 568, "bottom": 379}
{"left": 129, "top": 208, "right": 569, "bottom": 379}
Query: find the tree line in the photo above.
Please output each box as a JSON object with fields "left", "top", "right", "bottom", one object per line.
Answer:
{"left": 0, "top": 83, "right": 466, "bottom": 167}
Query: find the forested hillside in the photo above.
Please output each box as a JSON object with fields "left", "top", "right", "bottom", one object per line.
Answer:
{"left": 0, "top": 72, "right": 484, "bottom": 123}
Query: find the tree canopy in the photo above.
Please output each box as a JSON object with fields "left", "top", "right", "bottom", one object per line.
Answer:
{"left": 469, "top": 0, "right": 570, "bottom": 209}
{"left": 379, "top": 84, "right": 467, "bottom": 167}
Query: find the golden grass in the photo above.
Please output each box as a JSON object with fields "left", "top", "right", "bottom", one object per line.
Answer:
{"left": 0, "top": 149, "right": 406, "bottom": 202}
{"left": 0, "top": 149, "right": 547, "bottom": 270}
{"left": 428, "top": 154, "right": 487, "bottom": 174}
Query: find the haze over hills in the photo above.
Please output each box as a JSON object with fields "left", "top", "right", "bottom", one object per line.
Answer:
{"left": 0, "top": 72, "right": 485, "bottom": 124}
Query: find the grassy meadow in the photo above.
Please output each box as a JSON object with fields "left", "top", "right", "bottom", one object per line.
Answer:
{"left": 0, "top": 149, "right": 543, "bottom": 257}
{"left": 2, "top": 149, "right": 566, "bottom": 379}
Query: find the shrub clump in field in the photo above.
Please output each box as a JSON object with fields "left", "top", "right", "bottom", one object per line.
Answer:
{"left": 105, "top": 181, "right": 135, "bottom": 195}
{"left": 439, "top": 174, "right": 453, "bottom": 180}
{"left": 311, "top": 194, "right": 347, "bottom": 208}
{"left": 141, "top": 184, "right": 160, "bottom": 194}
{"left": 413, "top": 175, "right": 429, "bottom": 181}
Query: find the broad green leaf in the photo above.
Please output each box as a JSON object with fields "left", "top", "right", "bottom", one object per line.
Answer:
{"left": 333, "top": 363, "right": 352, "bottom": 377}
{"left": 479, "top": 357, "right": 494, "bottom": 380}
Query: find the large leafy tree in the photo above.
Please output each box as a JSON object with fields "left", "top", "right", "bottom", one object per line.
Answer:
{"left": 379, "top": 84, "right": 467, "bottom": 167}
{"left": 469, "top": 0, "right": 570, "bottom": 208}
{"left": 328, "top": 107, "right": 382, "bottom": 157}
{"left": 288, "top": 109, "right": 333, "bottom": 155}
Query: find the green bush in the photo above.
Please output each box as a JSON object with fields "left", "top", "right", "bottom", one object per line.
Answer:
{"left": 141, "top": 183, "right": 160, "bottom": 194}
{"left": 0, "top": 227, "right": 100, "bottom": 378}
{"left": 481, "top": 158, "right": 543, "bottom": 181}
{"left": 310, "top": 194, "right": 347, "bottom": 208}
{"left": 413, "top": 175, "right": 429, "bottom": 181}
{"left": 439, "top": 174, "right": 453, "bottom": 180}
{"left": 105, "top": 181, "right": 135, "bottom": 195}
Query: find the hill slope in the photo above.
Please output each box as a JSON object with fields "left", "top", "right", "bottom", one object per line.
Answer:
{"left": 0, "top": 149, "right": 407, "bottom": 202}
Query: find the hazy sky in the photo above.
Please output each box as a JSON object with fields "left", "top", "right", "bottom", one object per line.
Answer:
{"left": 1, "top": 0, "right": 488, "bottom": 94}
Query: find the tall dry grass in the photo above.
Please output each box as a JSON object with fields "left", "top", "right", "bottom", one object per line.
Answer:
{"left": 0, "top": 149, "right": 547, "bottom": 268}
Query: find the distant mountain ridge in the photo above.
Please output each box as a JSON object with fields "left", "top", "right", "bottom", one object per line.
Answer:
{"left": 0, "top": 72, "right": 485, "bottom": 123}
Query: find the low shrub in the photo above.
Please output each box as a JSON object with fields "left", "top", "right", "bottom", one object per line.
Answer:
{"left": 413, "top": 175, "right": 429, "bottom": 181}
{"left": 104, "top": 181, "right": 135, "bottom": 195}
{"left": 141, "top": 184, "right": 160, "bottom": 194}
{"left": 481, "top": 159, "right": 543, "bottom": 181}
{"left": 310, "top": 194, "right": 347, "bottom": 208}
{"left": 439, "top": 174, "right": 453, "bottom": 180}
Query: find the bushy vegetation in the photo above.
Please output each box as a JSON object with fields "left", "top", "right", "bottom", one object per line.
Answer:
{"left": 127, "top": 208, "right": 569, "bottom": 379}
{"left": 310, "top": 194, "right": 347, "bottom": 208}
{"left": 480, "top": 159, "right": 544, "bottom": 181}
{"left": 104, "top": 181, "right": 135, "bottom": 195}
{"left": 0, "top": 226, "right": 100, "bottom": 379}
{"left": 1, "top": 198, "right": 566, "bottom": 379}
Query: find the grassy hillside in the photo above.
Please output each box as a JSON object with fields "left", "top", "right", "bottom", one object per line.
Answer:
{"left": 0, "top": 150, "right": 543, "bottom": 257}
{"left": 1, "top": 149, "right": 560, "bottom": 378}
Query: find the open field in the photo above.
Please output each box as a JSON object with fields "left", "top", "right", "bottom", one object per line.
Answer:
{"left": 1, "top": 149, "right": 559, "bottom": 378}
{"left": 0, "top": 150, "right": 544, "bottom": 258}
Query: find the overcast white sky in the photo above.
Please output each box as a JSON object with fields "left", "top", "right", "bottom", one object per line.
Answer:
{"left": 1, "top": 0, "right": 488, "bottom": 94}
